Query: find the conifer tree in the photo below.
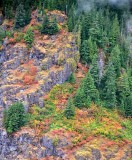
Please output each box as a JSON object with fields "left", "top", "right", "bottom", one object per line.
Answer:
{"left": 89, "top": 12, "right": 102, "bottom": 47}
{"left": 41, "top": 15, "right": 50, "bottom": 34}
{"left": 80, "top": 40, "right": 89, "bottom": 64}
{"left": 125, "top": 94, "right": 132, "bottom": 117}
{"left": 90, "top": 52, "right": 99, "bottom": 88}
{"left": 14, "top": 4, "right": 26, "bottom": 28}
{"left": 103, "top": 61, "right": 117, "bottom": 108}
{"left": 3, "top": 102, "right": 26, "bottom": 133}
{"left": 83, "top": 72, "right": 100, "bottom": 104}
{"left": 88, "top": 37, "right": 96, "bottom": 61}
{"left": 48, "top": 17, "right": 59, "bottom": 35}
{"left": 68, "top": 5, "right": 75, "bottom": 32}
{"left": 24, "top": 0, "right": 31, "bottom": 25}
{"left": 117, "top": 71, "right": 131, "bottom": 116}
{"left": 80, "top": 37, "right": 95, "bottom": 64}
{"left": 64, "top": 98, "right": 75, "bottom": 119}
{"left": 74, "top": 72, "right": 100, "bottom": 108}
{"left": 74, "top": 88, "right": 87, "bottom": 108}
{"left": 110, "top": 45, "right": 121, "bottom": 77}
{"left": 5, "top": 5, "right": 13, "bottom": 19}
{"left": 81, "top": 13, "right": 91, "bottom": 41}
{"left": 41, "top": 15, "right": 59, "bottom": 35}
{"left": 24, "top": 27, "right": 34, "bottom": 48}
{"left": 109, "top": 15, "right": 120, "bottom": 49}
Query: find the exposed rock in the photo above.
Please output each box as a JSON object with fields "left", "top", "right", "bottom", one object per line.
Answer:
{"left": 0, "top": 31, "right": 79, "bottom": 127}
{"left": 0, "top": 129, "right": 65, "bottom": 160}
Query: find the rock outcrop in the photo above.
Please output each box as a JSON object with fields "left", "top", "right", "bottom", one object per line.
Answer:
{"left": 0, "top": 129, "right": 131, "bottom": 160}
{"left": 0, "top": 31, "right": 79, "bottom": 127}
{"left": 0, "top": 129, "right": 65, "bottom": 160}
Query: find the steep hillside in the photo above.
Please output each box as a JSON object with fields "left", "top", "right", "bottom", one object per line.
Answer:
{"left": 0, "top": 10, "right": 79, "bottom": 127}
{"left": 0, "top": 0, "right": 132, "bottom": 160}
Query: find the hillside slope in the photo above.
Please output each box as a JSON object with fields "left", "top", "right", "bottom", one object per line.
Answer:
{"left": 0, "top": 4, "right": 132, "bottom": 160}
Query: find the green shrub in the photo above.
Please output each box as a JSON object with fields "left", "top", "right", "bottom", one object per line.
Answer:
{"left": 3, "top": 102, "right": 27, "bottom": 133}
{"left": 24, "top": 27, "right": 34, "bottom": 48}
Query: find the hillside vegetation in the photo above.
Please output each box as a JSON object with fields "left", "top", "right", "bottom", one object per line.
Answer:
{"left": 0, "top": 0, "right": 132, "bottom": 159}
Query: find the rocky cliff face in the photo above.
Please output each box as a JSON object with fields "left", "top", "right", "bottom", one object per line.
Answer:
{"left": 0, "top": 129, "right": 65, "bottom": 160}
{"left": 0, "top": 128, "right": 131, "bottom": 160}
{"left": 0, "top": 30, "right": 79, "bottom": 127}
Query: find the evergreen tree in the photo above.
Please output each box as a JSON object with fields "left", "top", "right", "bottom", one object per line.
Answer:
{"left": 5, "top": 5, "right": 13, "bottom": 19}
{"left": 103, "top": 61, "right": 117, "bottom": 108}
{"left": 48, "top": 17, "right": 59, "bottom": 35}
{"left": 41, "top": 15, "right": 59, "bottom": 35}
{"left": 90, "top": 52, "right": 99, "bottom": 88}
{"left": 68, "top": 5, "right": 75, "bottom": 32}
{"left": 88, "top": 37, "right": 96, "bottom": 61}
{"left": 74, "top": 72, "right": 100, "bottom": 108}
{"left": 89, "top": 12, "right": 102, "bottom": 47}
{"left": 3, "top": 102, "right": 26, "bottom": 133}
{"left": 24, "top": 0, "right": 31, "bottom": 25}
{"left": 83, "top": 72, "right": 100, "bottom": 104}
{"left": 24, "top": 27, "right": 34, "bottom": 48}
{"left": 80, "top": 37, "right": 95, "bottom": 64}
{"left": 74, "top": 88, "right": 87, "bottom": 108}
{"left": 80, "top": 40, "right": 89, "bottom": 64}
{"left": 64, "top": 98, "right": 75, "bottom": 119}
{"left": 117, "top": 71, "right": 131, "bottom": 116}
{"left": 110, "top": 45, "right": 121, "bottom": 77}
{"left": 14, "top": 4, "right": 26, "bottom": 28}
{"left": 81, "top": 13, "right": 91, "bottom": 41}
{"left": 109, "top": 15, "right": 120, "bottom": 49}
{"left": 124, "top": 94, "right": 132, "bottom": 117}
{"left": 41, "top": 15, "right": 50, "bottom": 34}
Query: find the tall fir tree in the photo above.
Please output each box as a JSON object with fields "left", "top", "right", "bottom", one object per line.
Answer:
{"left": 125, "top": 94, "right": 132, "bottom": 117}
{"left": 109, "top": 15, "right": 120, "bottom": 49}
{"left": 41, "top": 15, "right": 59, "bottom": 35}
{"left": 48, "top": 16, "right": 59, "bottom": 35}
{"left": 81, "top": 13, "right": 91, "bottom": 41}
{"left": 74, "top": 72, "right": 100, "bottom": 108}
{"left": 68, "top": 5, "right": 76, "bottom": 32}
{"left": 80, "top": 37, "right": 95, "bottom": 64}
{"left": 82, "top": 72, "right": 100, "bottom": 104}
{"left": 90, "top": 51, "right": 99, "bottom": 88}
{"left": 80, "top": 40, "right": 89, "bottom": 64}
{"left": 110, "top": 45, "right": 121, "bottom": 77}
{"left": 41, "top": 15, "right": 50, "bottom": 34}
{"left": 89, "top": 12, "right": 102, "bottom": 47}
{"left": 117, "top": 71, "right": 131, "bottom": 116}
{"left": 103, "top": 61, "right": 117, "bottom": 108}
{"left": 14, "top": 4, "right": 26, "bottom": 28}
{"left": 64, "top": 98, "right": 75, "bottom": 119}
{"left": 74, "top": 88, "right": 87, "bottom": 108}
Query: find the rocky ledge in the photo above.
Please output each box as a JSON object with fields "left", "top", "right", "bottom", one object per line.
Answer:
{"left": 0, "top": 31, "right": 79, "bottom": 127}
